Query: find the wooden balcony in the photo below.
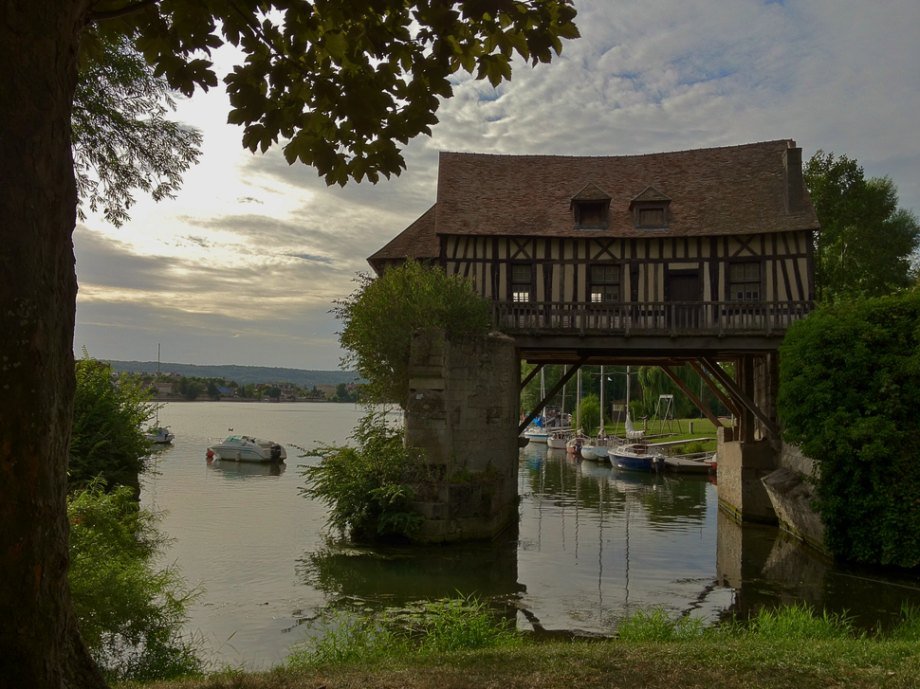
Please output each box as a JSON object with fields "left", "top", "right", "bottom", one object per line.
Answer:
{"left": 492, "top": 300, "right": 813, "bottom": 339}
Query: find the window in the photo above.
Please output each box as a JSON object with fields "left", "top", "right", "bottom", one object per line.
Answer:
{"left": 590, "top": 264, "right": 620, "bottom": 303}
{"left": 510, "top": 264, "right": 533, "bottom": 303}
{"left": 629, "top": 187, "right": 671, "bottom": 229}
{"left": 634, "top": 204, "right": 667, "bottom": 228}
{"left": 574, "top": 200, "right": 609, "bottom": 229}
{"left": 571, "top": 183, "right": 611, "bottom": 230}
{"left": 728, "top": 262, "right": 761, "bottom": 302}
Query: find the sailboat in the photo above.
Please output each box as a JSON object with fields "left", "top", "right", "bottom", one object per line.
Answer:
{"left": 522, "top": 367, "right": 550, "bottom": 443}
{"left": 145, "top": 344, "right": 174, "bottom": 445}
{"left": 581, "top": 366, "right": 610, "bottom": 461}
{"left": 608, "top": 366, "right": 663, "bottom": 472}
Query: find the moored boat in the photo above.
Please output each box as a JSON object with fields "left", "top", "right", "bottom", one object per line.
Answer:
{"left": 608, "top": 443, "right": 664, "bottom": 472}
{"left": 146, "top": 426, "right": 175, "bottom": 444}
{"left": 547, "top": 429, "right": 572, "bottom": 449}
{"left": 207, "top": 434, "right": 287, "bottom": 462}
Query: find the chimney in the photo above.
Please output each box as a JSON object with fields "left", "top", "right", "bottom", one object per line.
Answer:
{"left": 784, "top": 142, "right": 804, "bottom": 213}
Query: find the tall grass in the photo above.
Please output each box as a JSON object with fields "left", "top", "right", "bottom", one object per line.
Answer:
{"left": 616, "top": 609, "right": 705, "bottom": 641}
{"left": 287, "top": 595, "right": 520, "bottom": 669}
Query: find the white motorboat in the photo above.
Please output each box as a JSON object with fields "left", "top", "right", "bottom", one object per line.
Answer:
{"left": 207, "top": 434, "right": 287, "bottom": 462}
{"left": 581, "top": 435, "right": 610, "bottom": 461}
{"left": 145, "top": 426, "right": 174, "bottom": 444}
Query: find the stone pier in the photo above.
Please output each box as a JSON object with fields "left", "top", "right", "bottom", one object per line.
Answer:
{"left": 405, "top": 328, "right": 520, "bottom": 542}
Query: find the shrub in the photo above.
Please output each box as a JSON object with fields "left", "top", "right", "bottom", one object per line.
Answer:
{"left": 70, "top": 355, "right": 155, "bottom": 492}
{"left": 778, "top": 291, "right": 920, "bottom": 567}
{"left": 68, "top": 483, "right": 202, "bottom": 681}
{"left": 335, "top": 261, "right": 491, "bottom": 407}
{"left": 303, "top": 411, "right": 426, "bottom": 541}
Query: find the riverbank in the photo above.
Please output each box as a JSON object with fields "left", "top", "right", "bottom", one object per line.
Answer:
{"left": 130, "top": 636, "right": 918, "bottom": 689}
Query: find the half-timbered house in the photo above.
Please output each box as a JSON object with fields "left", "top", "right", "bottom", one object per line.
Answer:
{"left": 369, "top": 139, "right": 820, "bottom": 528}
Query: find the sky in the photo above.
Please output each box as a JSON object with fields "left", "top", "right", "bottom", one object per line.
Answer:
{"left": 73, "top": 0, "right": 920, "bottom": 371}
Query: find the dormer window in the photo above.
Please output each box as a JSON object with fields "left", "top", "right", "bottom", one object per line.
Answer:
{"left": 571, "top": 183, "right": 611, "bottom": 230}
{"left": 630, "top": 186, "right": 671, "bottom": 229}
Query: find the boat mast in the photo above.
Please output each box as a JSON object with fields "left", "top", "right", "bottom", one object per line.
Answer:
{"left": 599, "top": 365, "right": 605, "bottom": 436}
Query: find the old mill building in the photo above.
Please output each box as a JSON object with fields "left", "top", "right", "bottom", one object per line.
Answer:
{"left": 368, "top": 139, "right": 819, "bottom": 539}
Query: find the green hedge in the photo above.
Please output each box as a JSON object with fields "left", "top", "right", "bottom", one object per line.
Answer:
{"left": 778, "top": 290, "right": 920, "bottom": 568}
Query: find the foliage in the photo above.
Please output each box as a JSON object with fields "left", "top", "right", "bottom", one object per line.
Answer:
{"left": 617, "top": 609, "right": 704, "bottom": 642}
{"left": 778, "top": 290, "right": 920, "bottom": 567}
{"left": 287, "top": 595, "right": 519, "bottom": 669}
{"left": 576, "top": 393, "right": 601, "bottom": 436}
{"left": 335, "top": 261, "right": 491, "bottom": 406}
{"left": 108, "top": 1, "right": 579, "bottom": 185}
{"left": 68, "top": 483, "right": 202, "bottom": 681}
{"left": 737, "top": 605, "right": 856, "bottom": 641}
{"left": 805, "top": 150, "right": 919, "bottom": 301}
{"left": 302, "top": 411, "right": 427, "bottom": 541}
{"left": 73, "top": 30, "right": 201, "bottom": 226}
{"left": 403, "top": 595, "right": 522, "bottom": 654}
{"left": 69, "top": 355, "right": 155, "bottom": 492}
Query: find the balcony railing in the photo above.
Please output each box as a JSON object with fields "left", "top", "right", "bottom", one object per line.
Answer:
{"left": 492, "top": 300, "right": 813, "bottom": 337}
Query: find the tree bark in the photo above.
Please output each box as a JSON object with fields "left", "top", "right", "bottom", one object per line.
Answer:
{"left": 0, "top": 1, "right": 107, "bottom": 687}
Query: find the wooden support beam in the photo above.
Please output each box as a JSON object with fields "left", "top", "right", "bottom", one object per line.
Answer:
{"left": 518, "top": 360, "right": 585, "bottom": 435}
{"left": 520, "top": 363, "right": 544, "bottom": 391}
{"left": 660, "top": 365, "right": 724, "bottom": 430}
{"left": 689, "top": 360, "right": 739, "bottom": 419}
{"left": 701, "top": 357, "right": 779, "bottom": 442}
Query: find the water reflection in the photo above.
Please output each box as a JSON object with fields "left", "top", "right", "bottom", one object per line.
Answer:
{"left": 299, "top": 538, "right": 522, "bottom": 607}
{"left": 302, "top": 442, "right": 920, "bottom": 637}
{"left": 206, "top": 458, "right": 287, "bottom": 478}
{"left": 718, "top": 517, "right": 920, "bottom": 630}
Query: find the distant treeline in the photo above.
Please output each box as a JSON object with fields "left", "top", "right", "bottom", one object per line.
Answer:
{"left": 105, "top": 360, "right": 360, "bottom": 388}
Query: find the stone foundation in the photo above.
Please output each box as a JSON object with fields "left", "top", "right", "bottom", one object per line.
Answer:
{"left": 717, "top": 428, "right": 778, "bottom": 524}
{"left": 405, "top": 328, "right": 519, "bottom": 542}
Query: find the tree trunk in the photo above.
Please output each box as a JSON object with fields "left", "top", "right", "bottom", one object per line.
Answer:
{"left": 0, "top": 2, "right": 107, "bottom": 687}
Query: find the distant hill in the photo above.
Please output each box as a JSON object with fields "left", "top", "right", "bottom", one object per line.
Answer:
{"left": 106, "top": 360, "right": 360, "bottom": 388}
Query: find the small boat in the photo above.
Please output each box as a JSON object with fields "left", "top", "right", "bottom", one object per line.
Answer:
{"left": 581, "top": 435, "right": 611, "bottom": 461}
{"left": 207, "top": 434, "right": 287, "bottom": 462}
{"left": 145, "top": 426, "right": 175, "bottom": 444}
{"left": 608, "top": 442, "right": 664, "bottom": 472}
{"left": 522, "top": 423, "right": 550, "bottom": 444}
{"left": 565, "top": 430, "right": 590, "bottom": 457}
{"left": 547, "top": 429, "right": 572, "bottom": 449}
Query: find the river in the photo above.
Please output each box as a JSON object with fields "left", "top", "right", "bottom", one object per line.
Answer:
{"left": 142, "top": 402, "right": 920, "bottom": 670}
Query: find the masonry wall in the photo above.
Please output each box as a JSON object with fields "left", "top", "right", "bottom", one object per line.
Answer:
{"left": 405, "top": 328, "right": 520, "bottom": 542}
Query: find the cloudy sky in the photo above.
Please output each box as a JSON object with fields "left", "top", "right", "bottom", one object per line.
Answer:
{"left": 73, "top": 0, "right": 920, "bottom": 371}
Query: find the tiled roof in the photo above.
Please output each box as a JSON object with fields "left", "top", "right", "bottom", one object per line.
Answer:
{"left": 367, "top": 204, "right": 439, "bottom": 269}
{"left": 368, "top": 140, "right": 818, "bottom": 269}
{"left": 433, "top": 140, "right": 817, "bottom": 238}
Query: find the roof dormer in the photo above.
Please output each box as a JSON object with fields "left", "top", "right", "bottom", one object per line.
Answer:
{"left": 571, "top": 183, "right": 611, "bottom": 230}
{"left": 629, "top": 186, "right": 671, "bottom": 229}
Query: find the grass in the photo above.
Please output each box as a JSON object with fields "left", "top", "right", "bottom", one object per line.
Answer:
{"left": 125, "top": 603, "right": 920, "bottom": 689}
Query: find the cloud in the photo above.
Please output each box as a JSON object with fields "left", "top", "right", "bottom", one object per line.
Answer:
{"left": 73, "top": 0, "right": 920, "bottom": 369}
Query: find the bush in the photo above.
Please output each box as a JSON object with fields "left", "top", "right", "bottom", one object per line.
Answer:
{"left": 302, "top": 411, "right": 426, "bottom": 541}
{"left": 70, "top": 355, "right": 154, "bottom": 492}
{"left": 778, "top": 291, "right": 920, "bottom": 567}
{"left": 335, "top": 261, "right": 491, "bottom": 406}
{"left": 68, "top": 483, "right": 202, "bottom": 681}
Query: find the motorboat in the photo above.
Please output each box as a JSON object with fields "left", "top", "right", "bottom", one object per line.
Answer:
{"left": 207, "top": 434, "right": 287, "bottom": 462}
{"left": 608, "top": 442, "right": 664, "bottom": 472}
{"left": 145, "top": 426, "right": 175, "bottom": 444}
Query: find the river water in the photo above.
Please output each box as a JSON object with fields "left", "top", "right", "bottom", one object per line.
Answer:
{"left": 142, "top": 402, "right": 920, "bottom": 670}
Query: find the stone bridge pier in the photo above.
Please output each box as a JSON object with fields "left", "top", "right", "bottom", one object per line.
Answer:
{"left": 405, "top": 328, "right": 520, "bottom": 543}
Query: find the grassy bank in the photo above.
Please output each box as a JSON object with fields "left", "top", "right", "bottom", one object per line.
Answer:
{"left": 127, "top": 604, "right": 920, "bottom": 689}
{"left": 127, "top": 636, "right": 920, "bottom": 689}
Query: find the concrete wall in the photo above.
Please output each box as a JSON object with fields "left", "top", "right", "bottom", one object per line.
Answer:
{"left": 761, "top": 443, "right": 828, "bottom": 554}
{"left": 717, "top": 429, "right": 778, "bottom": 524}
{"left": 405, "top": 328, "right": 520, "bottom": 542}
